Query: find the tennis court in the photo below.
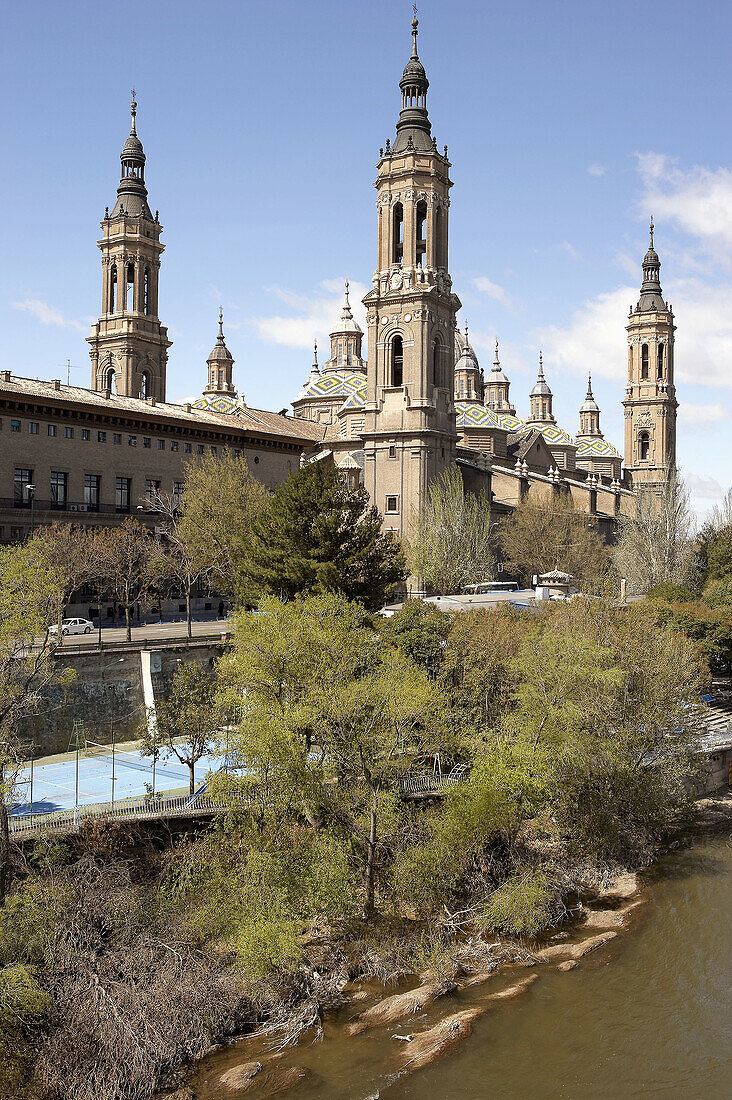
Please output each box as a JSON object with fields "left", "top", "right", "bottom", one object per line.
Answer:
{"left": 11, "top": 742, "right": 225, "bottom": 815}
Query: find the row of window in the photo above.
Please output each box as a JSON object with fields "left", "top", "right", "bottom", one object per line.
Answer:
{"left": 387, "top": 336, "right": 443, "bottom": 388}
{"left": 12, "top": 468, "right": 183, "bottom": 511}
{"left": 631, "top": 342, "right": 666, "bottom": 382}
{"left": 390, "top": 201, "right": 446, "bottom": 268}
{"left": 3, "top": 419, "right": 219, "bottom": 454}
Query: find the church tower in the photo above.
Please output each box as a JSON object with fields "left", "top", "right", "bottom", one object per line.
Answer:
{"left": 87, "top": 96, "right": 171, "bottom": 402}
{"left": 454, "top": 324, "right": 483, "bottom": 402}
{"left": 576, "top": 374, "right": 602, "bottom": 440}
{"left": 525, "top": 353, "right": 556, "bottom": 426}
{"left": 362, "top": 15, "right": 461, "bottom": 536}
{"left": 485, "top": 340, "right": 515, "bottom": 414}
{"left": 203, "top": 310, "right": 236, "bottom": 399}
{"left": 623, "top": 221, "right": 677, "bottom": 490}
{"left": 322, "top": 282, "right": 366, "bottom": 373}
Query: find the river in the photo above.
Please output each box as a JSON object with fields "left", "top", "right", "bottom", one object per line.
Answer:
{"left": 190, "top": 836, "right": 732, "bottom": 1099}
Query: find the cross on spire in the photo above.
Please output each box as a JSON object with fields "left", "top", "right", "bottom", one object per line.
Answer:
{"left": 130, "top": 88, "right": 137, "bottom": 134}
{"left": 411, "top": 5, "right": 419, "bottom": 57}
{"left": 649, "top": 215, "right": 654, "bottom": 249}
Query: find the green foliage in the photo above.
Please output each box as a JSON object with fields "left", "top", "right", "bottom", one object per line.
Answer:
{"left": 141, "top": 661, "right": 222, "bottom": 795}
{"left": 0, "top": 963, "right": 49, "bottom": 1097}
{"left": 702, "top": 576, "right": 732, "bottom": 609}
{"left": 440, "top": 605, "right": 525, "bottom": 732}
{"left": 240, "top": 462, "right": 406, "bottom": 610}
{"left": 648, "top": 582, "right": 696, "bottom": 602}
{"left": 648, "top": 596, "right": 732, "bottom": 670}
{"left": 379, "top": 599, "right": 452, "bottom": 671}
{"left": 499, "top": 493, "right": 611, "bottom": 587}
{"left": 480, "top": 872, "right": 558, "bottom": 936}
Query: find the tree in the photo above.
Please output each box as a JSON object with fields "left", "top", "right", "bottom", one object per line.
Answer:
{"left": 406, "top": 465, "right": 495, "bottom": 594}
{"left": 217, "top": 594, "right": 453, "bottom": 917}
{"left": 32, "top": 524, "right": 97, "bottom": 641}
{"left": 177, "top": 449, "right": 268, "bottom": 598}
{"left": 140, "top": 661, "right": 221, "bottom": 796}
{"left": 379, "top": 599, "right": 452, "bottom": 673}
{"left": 241, "top": 463, "right": 406, "bottom": 611}
{"left": 499, "top": 493, "right": 611, "bottom": 587}
{"left": 0, "top": 539, "right": 70, "bottom": 905}
{"left": 147, "top": 489, "right": 211, "bottom": 638}
{"left": 613, "top": 470, "right": 698, "bottom": 596}
{"left": 94, "top": 518, "right": 155, "bottom": 641}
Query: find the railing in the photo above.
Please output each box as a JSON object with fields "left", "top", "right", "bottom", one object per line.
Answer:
{"left": 9, "top": 794, "right": 244, "bottom": 838}
{"left": 399, "top": 772, "right": 468, "bottom": 795}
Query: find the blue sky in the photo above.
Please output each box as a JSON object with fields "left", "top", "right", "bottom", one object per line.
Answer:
{"left": 2, "top": 0, "right": 731, "bottom": 521}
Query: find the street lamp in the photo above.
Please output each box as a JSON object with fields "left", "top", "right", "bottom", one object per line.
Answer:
{"left": 25, "top": 484, "right": 36, "bottom": 535}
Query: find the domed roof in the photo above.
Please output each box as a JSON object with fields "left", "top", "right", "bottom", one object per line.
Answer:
{"left": 575, "top": 437, "right": 621, "bottom": 459}
{"left": 400, "top": 17, "right": 429, "bottom": 88}
{"left": 122, "top": 134, "right": 145, "bottom": 161}
{"left": 192, "top": 393, "right": 242, "bottom": 416}
{"left": 296, "top": 369, "right": 366, "bottom": 403}
{"left": 455, "top": 402, "right": 501, "bottom": 430}
{"left": 530, "top": 423, "right": 574, "bottom": 447}
{"left": 530, "top": 353, "right": 552, "bottom": 397}
{"left": 579, "top": 374, "right": 600, "bottom": 414}
{"left": 332, "top": 281, "right": 362, "bottom": 336}
{"left": 207, "top": 311, "right": 233, "bottom": 363}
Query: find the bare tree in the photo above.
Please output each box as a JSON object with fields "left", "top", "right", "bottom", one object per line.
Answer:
{"left": 407, "top": 465, "right": 495, "bottom": 594}
{"left": 94, "top": 519, "right": 155, "bottom": 641}
{"left": 499, "top": 492, "right": 611, "bottom": 587}
{"left": 140, "top": 661, "right": 221, "bottom": 796}
{"left": 146, "top": 489, "right": 211, "bottom": 639}
{"left": 613, "top": 470, "right": 698, "bottom": 595}
{"left": 32, "top": 524, "right": 97, "bottom": 641}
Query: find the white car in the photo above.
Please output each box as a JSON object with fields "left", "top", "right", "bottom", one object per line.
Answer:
{"left": 49, "top": 618, "right": 94, "bottom": 636}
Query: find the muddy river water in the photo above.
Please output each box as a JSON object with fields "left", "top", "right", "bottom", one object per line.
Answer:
{"left": 190, "top": 836, "right": 732, "bottom": 1099}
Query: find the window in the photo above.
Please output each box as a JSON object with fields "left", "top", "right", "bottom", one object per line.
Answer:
{"left": 143, "top": 267, "right": 150, "bottom": 315}
{"left": 10, "top": 526, "right": 24, "bottom": 541}
{"left": 173, "top": 481, "right": 183, "bottom": 499}
{"left": 115, "top": 477, "right": 131, "bottom": 512}
{"left": 98, "top": 431, "right": 106, "bottom": 443}
{"left": 11, "top": 420, "right": 20, "bottom": 433}
{"left": 639, "top": 431, "right": 650, "bottom": 461}
{"left": 109, "top": 263, "right": 117, "bottom": 312}
{"left": 197, "top": 444, "right": 205, "bottom": 455}
{"left": 64, "top": 426, "right": 73, "bottom": 439}
{"left": 157, "top": 439, "right": 164, "bottom": 450}
{"left": 392, "top": 202, "right": 404, "bottom": 265}
{"left": 14, "top": 469, "right": 33, "bottom": 506}
{"left": 385, "top": 495, "right": 399, "bottom": 513}
{"left": 84, "top": 474, "right": 100, "bottom": 508}
{"left": 50, "top": 471, "right": 68, "bottom": 507}
{"left": 140, "top": 371, "right": 150, "bottom": 399}
{"left": 81, "top": 428, "right": 90, "bottom": 441}
{"left": 170, "top": 440, "right": 179, "bottom": 452}
{"left": 657, "top": 343, "right": 664, "bottom": 379}
{"left": 415, "top": 200, "right": 427, "bottom": 267}
{"left": 389, "top": 445, "right": 396, "bottom": 459}
{"left": 391, "top": 335, "right": 403, "bottom": 387}
{"left": 184, "top": 442, "right": 192, "bottom": 453}
{"left": 210, "top": 446, "right": 217, "bottom": 456}
{"left": 128, "top": 435, "right": 137, "bottom": 446}
{"left": 145, "top": 478, "right": 161, "bottom": 501}
{"left": 641, "top": 343, "right": 649, "bottom": 380}
{"left": 113, "top": 433, "right": 121, "bottom": 444}
{"left": 435, "top": 206, "right": 445, "bottom": 269}
{"left": 48, "top": 424, "right": 57, "bottom": 437}
{"left": 143, "top": 437, "right": 151, "bottom": 448}
{"left": 432, "top": 339, "right": 440, "bottom": 387}
{"left": 29, "top": 422, "right": 39, "bottom": 435}
{"left": 338, "top": 340, "right": 343, "bottom": 364}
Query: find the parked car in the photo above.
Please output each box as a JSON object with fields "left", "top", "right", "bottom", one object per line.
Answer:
{"left": 49, "top": 618, "right": 94, "bottom": 636}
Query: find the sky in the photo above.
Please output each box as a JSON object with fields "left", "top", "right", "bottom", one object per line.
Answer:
{"left": 2, "top": 0, "right": 731, "bottom": 523}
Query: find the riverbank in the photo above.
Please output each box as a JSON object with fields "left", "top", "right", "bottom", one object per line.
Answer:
{"left": 177, "top": 792, "right": 732, "bottom": 1100}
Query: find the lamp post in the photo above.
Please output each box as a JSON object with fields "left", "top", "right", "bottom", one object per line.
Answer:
{"left": 25, "top": 484, "right": 35, "bottom": 535}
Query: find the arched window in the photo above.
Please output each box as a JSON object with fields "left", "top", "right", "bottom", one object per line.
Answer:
{"left": 628, "top": 345, "right": 633, "bottom": 377}
{"left": 435, "top": 207, "right": 445, "bottom": 269}
{"left": 391, "top": 336, "right": 403, "bottom": 387}
{"left": 657, "top": 343, "right": 664, "bottom": 379}
{"left": 392, "top": 203, "right": 404, "bottom": 265}
{"left": 140, "top": 371, "right": 149, "bottom": 399}
{"left": 346, "top": 341, "right": 352, "bottom": 366}
{"left": 125, "top": 262, "right": 135, "bottom": 311}
{"left": 641, "top": 343, "right": 649, "bottom": 380}
{"left": 337, "top": 340, "right": 343, "bottom": 364}
{"left": 105, "top": 366, "right": 116, "bottom": 394}
{"left": 432, "top": 338, "right": 440, "bottom": 387}
{"left": 416, "top": 200, "right": 427, "bottom": 267}
{"left": 143, "top": 267, "right": 150, "bottom": 315}
{"left": 109, "top": 264, "right": 117, "bottom": 312}
{"left": 639, "top": 431, "right": 650, "bottom": 461}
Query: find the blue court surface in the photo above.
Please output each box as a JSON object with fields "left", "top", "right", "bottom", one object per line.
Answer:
{"left": 11, "top": 745, "right": 225, "bottom": 815}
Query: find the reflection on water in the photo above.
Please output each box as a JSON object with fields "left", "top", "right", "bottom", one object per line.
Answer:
{"left": 191, "top": 839, "right": 732, "bottom": 1100}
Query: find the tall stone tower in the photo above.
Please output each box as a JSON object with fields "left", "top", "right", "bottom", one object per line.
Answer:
{"left": 87, "top": 96, "right": 171, "bottom": 402}
{"left": 361, "top": 15, "right": 461, "bottom": 536}
{"left": 623, "top": 221, "right": 677, "bottom": 490}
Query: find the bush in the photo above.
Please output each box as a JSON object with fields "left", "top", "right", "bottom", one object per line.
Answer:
{"left": 479, "top": 872, "right": 559, "bottom": 936}
{"left": 648, "top": 582, "right": 696, "bottom": 602}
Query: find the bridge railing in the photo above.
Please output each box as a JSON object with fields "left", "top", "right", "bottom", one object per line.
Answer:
{"left": 9, "top": 793, "right": 245, "bottom": 838}
{"left": 399, "top": 772, "right": 467, "bottom": 795}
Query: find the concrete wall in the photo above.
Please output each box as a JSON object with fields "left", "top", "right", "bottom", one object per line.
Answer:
{"left": 20, "top": 641, "right": 225, "bottom": 757}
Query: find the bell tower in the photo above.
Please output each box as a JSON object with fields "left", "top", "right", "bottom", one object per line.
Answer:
{"left": 362, "top": 14, "right": 460, "bottom": 536}
{"left": 623, "top": 220, "right": 678, "bottom": 490}
{"left": 87, "top": 95, "right": 171, "bottom": 403}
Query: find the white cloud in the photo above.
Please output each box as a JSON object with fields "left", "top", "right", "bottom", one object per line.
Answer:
{"left": 588, "top": 163, "right": 606, "bottom": 177}
{"left": 473, "top": 276, "right": 511, "bottom": 308}
{"left": 535, "top": 286, "right": 632, "bottom": 382}
{"left": 245, "top": 279, "right": 368, "bottom": 350}
{"left": 12, "top": 298, "right": 90, "bottom": 334}
{"left": 686, "top": 473, "right": 725, "bottom": 500}
{"left": 678, "top": 402, "right": 727, "bottom": 426}
{"left": 561, "top": 241, "right": 582, "bottom": 263}
{"left": 636, "top": 152, "right": 732, "bottom": 261}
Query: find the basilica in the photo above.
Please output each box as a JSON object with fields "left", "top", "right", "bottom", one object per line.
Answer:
{"left": 0, "top": 16, "right": 678, "bottom": 545}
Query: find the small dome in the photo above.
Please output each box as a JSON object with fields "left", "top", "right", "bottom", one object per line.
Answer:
{"left": 401, "top": 57, "right": 428, "bottom": 86}
{"left": 207, "top": 311, "right": 233, "bottom": 363}
{"left": 122, "top": 134, "right": 145, "bottom": 160}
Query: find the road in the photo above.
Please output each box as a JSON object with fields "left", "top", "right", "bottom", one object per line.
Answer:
{"left": 49, "top": 618, "right": 232, "bottom": 649}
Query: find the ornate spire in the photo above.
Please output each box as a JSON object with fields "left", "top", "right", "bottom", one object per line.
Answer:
{"left": 130, "top": 89, "right": 137, "bottom": 135}
{"left": 392, "top": 9, "right": 432, "bottom": 153}
{"left": 636, "top": 216, "right": 666, "bottom": 312}
{"left": 494, "top": 339, "right": 500, "bottom": 368}
{"left": 203, "top": 309, "right": 236, "bottom": 398}
{"left": 342, "top": 280, "right": 353, "bottom": 322}
{"left": 312, "top": 339, "right": 320, "bottom": 374}
{"left": 112, "top": 94, "right": 152, "bottom": 219}
{"left": 530, "top": 351, "right": 552, "bottom": 397}
{"left": 411, "top": 6, "right": 419, "bottom": 59}
{"left": 649, "top": 215, "right": 654, "bottom": 250}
